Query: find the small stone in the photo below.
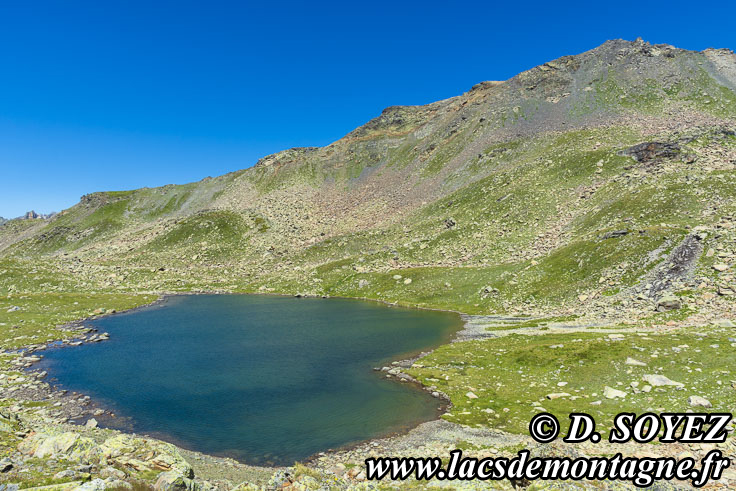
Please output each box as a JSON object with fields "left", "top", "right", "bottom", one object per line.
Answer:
{"left": 465, "top": 391, "right": 478, "bottom": 399}
{"left": 713, "top": 264, "right": 730, "bottom": 272}
{"left": 626, "top": 357, "right": 646, "bottom": 366}
{"left": 403, "top": 278, "right": 412, "bottom": 285}
{"left": 546, "top": 392, "right": 571, "bottom": 400}
{"left": 603, "top": 386, "right": 627, "bottom": 399}
{"left": 100, "top": 466, "right": 127, "bottom": 480}
{"left": 657, "top": 295, "right": 681, "bottom": 312}
{"left": 154, "top": 470, "right": 196, "bottom": 491}
{"left": 688, "top": 395, "right": 712, "bottom": 408}
{"left": 54, "top": 469, "right": 78, "bottom": 479}
{"left": 85, "top": 418, "right": 98, "bottom": 428}
{"left": 643, "top": 374, "right": 684, "bottom": 387}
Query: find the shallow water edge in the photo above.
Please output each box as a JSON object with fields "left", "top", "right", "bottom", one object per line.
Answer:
{"left": 29, "top": 292, "right": 465, "bottom": 466}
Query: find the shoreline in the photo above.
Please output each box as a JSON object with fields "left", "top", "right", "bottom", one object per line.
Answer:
{"left": 11, "top": 290, "right": 472, "bottom": 478}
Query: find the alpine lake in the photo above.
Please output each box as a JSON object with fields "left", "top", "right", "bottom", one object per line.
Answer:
{"left": 37, "top": 294, "right": 461, "bottom": 465}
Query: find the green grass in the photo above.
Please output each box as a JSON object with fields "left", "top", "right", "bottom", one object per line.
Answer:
{"left": 409, "top": 325, "right": 736, "bottom": 438}
{"left": 0, "top": 292, "right": 157, "bottom": 351}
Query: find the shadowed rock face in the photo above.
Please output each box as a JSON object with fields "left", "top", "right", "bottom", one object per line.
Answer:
{"left": 650, "top": 234, "right": 704, "bottom": 299}
{"left": 619, "top": 142, "right": 681, "bottom": 163}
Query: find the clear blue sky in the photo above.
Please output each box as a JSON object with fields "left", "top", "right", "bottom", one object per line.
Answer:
{"left": 1, "top": 0, "right": 734, "bottom": 218}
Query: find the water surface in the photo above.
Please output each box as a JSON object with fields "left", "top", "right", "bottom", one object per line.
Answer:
{"left": 39, "top": 294, "right": 459, "bottom": 465}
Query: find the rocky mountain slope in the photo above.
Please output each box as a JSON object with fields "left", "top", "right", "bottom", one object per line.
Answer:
{"left": 2, "top": 38, "right": 736, "bottom": 489}
{"left": 3, "top": 38, "right": 736, "bottom": 321}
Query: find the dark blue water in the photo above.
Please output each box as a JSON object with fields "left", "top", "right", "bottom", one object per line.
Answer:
{"left": 39, "top": 294, "right": 459, "bottom": 465}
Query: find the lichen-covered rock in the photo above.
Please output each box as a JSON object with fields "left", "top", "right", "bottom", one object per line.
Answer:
{"left": 656, "top": 294, "right": 681, "bottom": 312}
{"left": 19, "top": 429, "right": 100, "bottom": 463}
{"left": 74, "top": 479, "right": 108, "bottom": 491}
{"left": 18, "top": 425, "right": 193, "bottom": 480}
{"left": 154, "top": 470, "right": 200, "bottom": 491}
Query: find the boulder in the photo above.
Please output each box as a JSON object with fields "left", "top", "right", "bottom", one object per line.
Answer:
{"left": 603, "top": 386, "right": 627, "bottom": 399}
{"left": 715, "top": 319, "right": 736, "bottom": 328}
{"left": 76, "top": 479, "right": 110, "bottom": 491}
{"left": 100, "top": 466, "right": 127, "bottom": 479}
{"left": 19, "top": 426, "right": 193, "bottom": 479}
{"left": 656, "top": 295, "right": 681, "bottom": 312}
{"left": 155, "top": 470, "right": 200, "bottom": 491}
{"left": 688, "top": 395, "right": 712, "bottom": 408}
{"left": 643, "top": 374, "right": 684, "bottom": 387}
{"left": 619, "top": 141, "right": 681, "bottom": 163}
{"left": 20, "top": 431, "right": 90, "bottom": 459}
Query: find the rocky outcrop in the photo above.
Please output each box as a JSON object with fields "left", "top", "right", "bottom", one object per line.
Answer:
{"left": 619, "top": 142, "right": 681, "bottom": 163}
{"left": 19, "top": 424, "right": 194, "bottom": 480}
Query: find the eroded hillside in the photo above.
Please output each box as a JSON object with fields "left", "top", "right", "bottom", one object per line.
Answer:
{"left": 2, "top": 39, "right": 735, "bottom": 323}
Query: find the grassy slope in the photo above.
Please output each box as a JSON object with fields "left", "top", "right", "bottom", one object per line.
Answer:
{"left": 1, "top": 40, "right": 736, "bottom": 486}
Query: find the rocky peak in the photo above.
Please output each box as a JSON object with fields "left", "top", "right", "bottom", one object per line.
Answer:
{"left": 19, "top": 210, "right": 55, "bottom": 220}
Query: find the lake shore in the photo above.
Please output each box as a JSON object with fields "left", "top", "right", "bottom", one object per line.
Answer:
{"left": 4, "top": 292, "right": 472, "bottom": 488}
{"left": 5, "top": 291, "right": 736, "bottom": 489}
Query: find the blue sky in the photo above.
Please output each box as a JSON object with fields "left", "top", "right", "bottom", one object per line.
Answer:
{"left": 1, "top": 0, "right": 734, "bottom": 218}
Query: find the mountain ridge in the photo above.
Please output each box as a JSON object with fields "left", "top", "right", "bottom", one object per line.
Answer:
{"left": 2, "top": 37, "right": 736, "bottom": 321}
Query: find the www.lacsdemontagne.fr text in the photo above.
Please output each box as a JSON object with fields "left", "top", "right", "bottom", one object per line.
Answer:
{"left": 365, "top": 449, "right": 730, "bottom": 487}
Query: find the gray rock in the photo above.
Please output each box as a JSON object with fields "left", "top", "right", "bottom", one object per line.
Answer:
{"left": 619, "top": 141, "right": 680, "bottom": 163}
{"left": 107, "top": 481, "right": 132, "bottom": 490}
{"left": 715, "top": 319, "right": 736, "bottom": 328}
{"left": 656, "top": 295, "right": 681, "bottom": 311}
{"left": 546, "top": 392, "right": 571, "bottom": 400}
{"left": 601, "top": 230, "right": 629, "bottom": 240}
{"left": 688, "top": 395, "right": 712, "bottom": 408}
{"left": 603, "top": 386, "right": 627, "bottom": 399}
{"left": 53, "top": 469, "right": 79, "bottom": 479}
{"left": 625, "top": 357, "right": 647, "bottom": 366}
{"left": 100, "top": 466, "right": 127, "bottom": 480}
{"left": 75, "top": 479, "right": 107, "bottom": 491}
{"left": 155, "top": 470, "right": 200, "bottom": 491}
{"left": 643, "top": 374, "right": 684, "bottom": 387}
